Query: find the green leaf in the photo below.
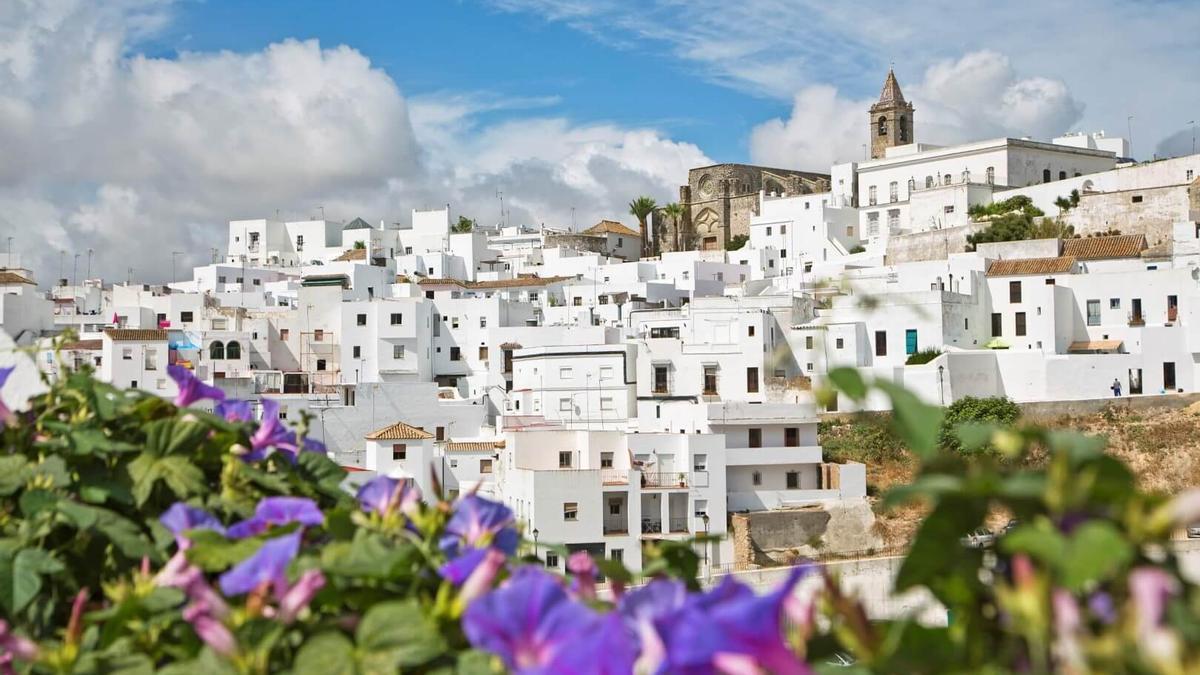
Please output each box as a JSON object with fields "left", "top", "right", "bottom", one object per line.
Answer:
{"left": 0, "top": 548, "right": 63, "bottom": 615}
{"left": 1000, "top": 524, "right": 1066, "bottom": 563}
{"left": 0, "top": 455, "right": 30, "bottom": 495}
{"left": 454, "top": 650, "right": 498, "bottom": 675}
{"left": 896, "top": 496, "right": 985, "bottom": 598}
{"left": 127, "top": 453, "right": 206, "bottom": 506}
{"left": 144, "top": 418, "right": 211, "bottom": 457}
{"left": 357, "top": 599, "right": 448, "bottom": 669}
{"left": 883, "top": 474, "right": 964, "bottom": 508}
{"left": 30, "top": 455, "right": 71, "bottom": 489}
{"left": 293, "top": 631, "right": 357, "bottom": 675}
{"left": 321, "top": 532, "right": 415, "bottom": 580}
{"left": 69, "top": 428, "right": 138, "bottom": 456}
{"left": 828, "top": 367, "right": 867, "bottom": 401}
{"left": 185, "top": 530, "right": 265, "bottom": 572}
{"left": 58, "top": 501, "right": 158, "bottom": 561}
{"left": 875, "top": 380, "right": 943, "bottom": 458}
{"left": 1058, "top": 521, "right": 1132, "bottom": 591}
{"left": 19, "top": 488, "right": 60, "bottom": 517}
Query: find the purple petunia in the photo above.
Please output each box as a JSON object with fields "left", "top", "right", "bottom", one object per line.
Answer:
{"left": 160, "top": 503, "right": 226, "bottom": 549}
{"left": 214, "top": 399, "right": 253, "bottom": 423}
{"left": 277, "top": 569, "right": 327, "bottom": 624}
{"left": 357, "top": 475, "right": 421, "bottom": 516}
{"left": 226, "top": 497, "right": 324, "bottom": 539}
{"left": 168, "top": 364, "right": 226, "bottom": 408}
{"left": 218, "top": 531, "right": 302, "bottom": 596}
{"left": 462, "top": 567, "right": 636, "bottom": 674}
{"left": 438, "top": 494, "right": 519, "bottom": 585}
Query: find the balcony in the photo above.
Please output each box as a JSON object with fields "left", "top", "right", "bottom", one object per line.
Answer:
{"left": 1128, "top": 313, "right": 1145, "bottom": 327}
{"left": 601, "top": 469, "right": 629, "bottom": 485}
{"left": 640, "top": 471, "right": 689, "bottom": 489}
{"left": 603, "top": 523, "right": 628, "bottom": 535}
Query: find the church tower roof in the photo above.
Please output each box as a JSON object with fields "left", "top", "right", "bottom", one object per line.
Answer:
{"left": 874, "top": 69, "right": 907, "bottom": 108}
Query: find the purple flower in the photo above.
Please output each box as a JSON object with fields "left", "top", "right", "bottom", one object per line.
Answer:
{"left": 458, "top": 548, "right": 508, "bottom": 605}
{"left": 219, "top": 531, "right": 302, "bottom": 596}
{"left": 567, "top": 551, "right": 598, "bottom": 601}
{"left": 619, "top": 579, "right": 689, "bottom": 671}
{"left": 1052, "top": 589, "right": 1083, "bottom": 669}
{"left": 439, "top": 495, "right": 519, "bottom": 584}
{"left": 215, "top": 399, "right": 253, "bottom": 422}
{"left": 0, "top": 619, "right": 38, "bottom": 664}
{"left": 226, "top": 497, "right": 324, "bottom": 539}
{"left": 277, "top": 569, "right": 326, "bottom": 624}
{"left": 0, "top": 366, "right": 15, "bottom": 425}
{"left": 160, "top": 503, "right": 225, "bottom": 548}
{"left": 169, "top": 364, "right": 226, "bottom": 408}
{"left": 183, "top": 600, "right": 237, "bottom": 658}
{"left": 238, "top": 399, "right": 293, "bottom": 462}
{"left": 463, "top": 567, "right": 634, "bottom": 673}
{"left": 357, "top": 475, "right": 422, "bottom": 517}
{"left": 1088, "top": 591, "right": 1117, "bottom": 624}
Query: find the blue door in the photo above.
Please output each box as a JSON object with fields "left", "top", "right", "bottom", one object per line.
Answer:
{"left": 905, "top": 329, "right": 918, "bottom": 355}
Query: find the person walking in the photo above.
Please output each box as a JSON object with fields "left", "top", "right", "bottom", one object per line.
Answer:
{"left": 1111, "top": 378, "right": 1122, "bottom": 397}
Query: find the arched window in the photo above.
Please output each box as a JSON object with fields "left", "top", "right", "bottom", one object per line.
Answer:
{"left": 878, "top": 116, "right": 888, "bottom": 136}
{"left": 943, "top": 174, "right": 952, "bottom": 186}
{"left": 925, "top": 176, "right": 934, "bottom": 188}
{"left": 961, "top": 169, "right": 971, "bottom": 183}
{"left": 907, "top": 178, "right": 916, "bottom": 193}
{"left": 888, "top": 181, "right": 898, "bottom": 202}
{"left": 1042, "top": 169, "right": 1051, "bottom": 183}
{"left": 899, "top": 116, "right": 908, "bottom": 142}
{"left": 1058, "top": 171, "right": 1066, "bottom": 180}
{"left": 226, "top": 340, "right": 242, "bottom": 360}
{"left": 209, "top": 341, "right": 225, "bottom": 360}
{"left": 986, "top": 167, "right": 995, "bottom": 185}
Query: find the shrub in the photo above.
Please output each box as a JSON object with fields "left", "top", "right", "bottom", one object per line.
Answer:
{"left": 904, "top": 348, "right": 942, "bottom": 365}
{"left": 725, "top": 234, "right": 749, "bottom": 250}
{"left": 938, "top": 395, "right": 1022, "bottom": 452}
{"left": 848, "top": 244, "right": 866, "bottom": 254}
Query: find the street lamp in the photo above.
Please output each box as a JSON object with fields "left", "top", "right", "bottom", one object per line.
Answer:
{"left": 532, "top": 528, "right": 540, "bottom": 558}
{"left": 701, "top": 512, "right": 710, "bottom": 569}
{"left": 937, "top": 364, "right": 945, "bottom": 405}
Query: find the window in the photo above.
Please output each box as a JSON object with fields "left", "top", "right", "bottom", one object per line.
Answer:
{"left": 1043, "top": 169, "right": 1052, "bottom": 183}
{"left": 962, "top": 170, "right": 971, "bottom": 183}
{"left": 600, "top": 397, "right": 613, "bottom": 411}
{"left": 316, "top": 359, "right": 327, "bottom": 371}
{"left": 752, "top": 470, "right": 762, "bottom": 486}
{"left": 280, "top": 329, "right": 289, "bottom": 340}
{"left": 868, "top": 185, "right": 877, "bottom": 206}
{"left": 785, "top": 427, "right": 799, "bottom": 447}
{"left": 218, "top": 275, "right": 226, "bottom": 283}
{"left": 450, "top": 347, "right": 461, "bottom": 361}
{"left": 479, "top": 459, "right": 493, "bottom": 474}
{"left": 889, "top": 181, "right": 898, "bottom": 202}
{"left": 989, "top": 312, "right": 1002, "bottom": 336}
{"left": 356, "top": 313, "right": 367, "bottom": 326}
{"left": 393, "top": 344, "right": 405, "bottom": 359}
{"left": 599, "top": 366, "right": 614, "bottom": 381}
{"left": 877, "top": 115, "right": 887, "bottom": 136}
{"left": 225, "top": 341, "right": 241, "bottom": 360}
{"left": 746, "top": 367, "right": 759, "bottom": 393}
{"left": 480, "top": 316, "right": 487, "bottom": 328}
{"left": 573, "top": 297, "right": 582, "bottom": 306}
{"left": 786, "top": 472, "right": 800, "bottom": 489}
{"left": 121, "top": 347, "right": 133, "bottom": 361}
{"left": 907, "top": 178, "right": 916, "bottom": 193}
{"left": 253, "top": 278, "right": 261, "bottom": 286}
{"left": 867, "top": 212, "right": 880, "bottom": 236}
{"left": 1131, "top": 195, "right": 1143, "bottom": 203}
{"left": 748, "top": 325, "right": 755, "bottom": 337}
{"left": 451, "top": 317, "right": 459, "bottom": 329}
{"left": 545, "top": 551, "right": 558, "bottom": 568}
{"left": 609, "top": 500, "right": 621, "bottom": 516}
{"left": 943, "top": 205, "right": 955, "bottom": 214}
{"left": 888, "top": 209, "right": 900, "bottom": 231}
{"left": 209, "top": 341, "right": 225, "bottom": 360}
{"left": 653, "top": 365, "right": 669, "bottom": 394}
{"left": 694, "top": 454, "right": 708, "bottom": 471}
{"left": 1087, "top": 300, "right": 1101, "bottom": 325}
{"left": 780, "top": 225, "right": 787, "bottom": 234}
{"left": 1110, "top": 298, "right": 1121, "bottom": 310}
{"left": 805, "top": 335, "right": 814, "bottom": 349}
{"left": 352, "top": 346, "right": 361, "bottom": 358}
{"left": 985, "top": 166, "right": 996, "bottom": 185}
{"left": 563, "top": 502, "right": 578, "bottom": 521}
{"left": 748, "top": 428, "right": 762, "bottom": 448}
{"left": 390, "top": 313, "right": 402, "bottom": 325}
{"left": 925, "top": 175, "right": 934, "bottom": 188}
{"left": 943, "top": 174, "right": 951, "bottom": 186}
{"left": 479, "top": 346, "right": 488, "bottom": 361}
{"left": 180, "top": 311, "right": 193, "bottom": 323}
{"left": 610, "top": 548, "right": 623, "bottom": 562}
{"left": 392, "top": 444, "right": 406, "bottom": 460}
{"left": 559, "top": 398, "right": 572, "bottom": 412}
{"left": 875, "top": 330, "right": 887, "bottom": 356}
{"left": 1188, "top": 170, "right": 1194, "bottom": 181}
{"left": 601, "top": 452, "right": 614, "bottom": 468}
{"left": 1009, "top": 281, "right": 1022, "bottom": 303}
{"left": 695, "top": 499, "right": 708, "bottom": 517}
{"left": 1059, "top": 171, "right": 1067, "bottom": 180}
{"left": 905, "top": 329, "right": 918, "bottom": 355}
{"left": 703, "top": 365, "right": 718, "bottom": 395}
{"left": 766, "top": 227, "right": 772, "bottom": 236}
{"left": 559, "top": 366, "right": 574, "bottom": 379}
{"left": 559, "top": 451, "right": 572, "bottom": 468}
{"left": 1015, "top": 312, "right": 1027, "bottom": 336}
{"left": 836, "top": 337, "right": 844, "bottom": 349}
{"left": 313, "top": 329, "right": 324, "bottom": 341}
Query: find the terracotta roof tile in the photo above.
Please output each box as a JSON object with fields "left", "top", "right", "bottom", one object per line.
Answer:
{"left": 985, "top": 256, "right": 1077, "bottom": 277}
{"left": 365, "top": 421, "right": 434, "bottom": 440}
{"left": 103, "top": 328, "right": 168, "bottom": 342}
{"left": 1068, "top": 340, "right": 1123, "bottom": 353}
{"left": 442, "top": 440, "right": 503, "bottom": 453}
{"left": 582, "top": 220, "right": 641, "bottom": 237}
{"left": 333, "top": 248, "right": 367, "bottom": 261}
{"left": 62, "top": 339, "right": 103, "bottom": 351}
{"left": 0, "top": 271, "right": 34, "bottom": 285}
{"left": 418, "top": 275, "right": 571, "bottom": 290}
{"left": 1062, "top": 234, "right": 1146, "bottom": 260}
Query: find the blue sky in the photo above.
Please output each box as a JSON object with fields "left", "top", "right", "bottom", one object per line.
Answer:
{"left": 2, "top": 0, "right": 1199, "bottom": 282}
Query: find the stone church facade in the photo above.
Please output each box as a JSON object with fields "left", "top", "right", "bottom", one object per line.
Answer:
{"left": 659, "top": 164, "right": 829, "bottom": 253}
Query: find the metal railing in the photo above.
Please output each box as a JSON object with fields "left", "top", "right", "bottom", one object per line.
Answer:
{"left": 603, "top": 523, "right": 629, "bottom": 535}
{"left": 601, "top": 469, "right": 629, "bottom": 485}
{"left": 640, "top": 471, "right": 688, "bottom": 489}
{"left": 641, "top": 519, "right": 662, "bottom": 534}
{"left": 668, "top": 517, "right": 689, "bottom": 533}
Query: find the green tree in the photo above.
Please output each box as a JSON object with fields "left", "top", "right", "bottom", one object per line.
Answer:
{"left": 938, "top": 395, "right": 1021, "bottom": 453}
{"left": 451, "top": 216, "right": 475, "bottom": 233}
{"left": 965, "top": 212, "right": 1034, "bottom": 251}
{"left": 353, "top": 240, "right": 366, "bottom": 249}
{"left": 628, "top": 196, "right": 657, "bottom": 256}
{"left": 725, "top": 234, "right": 749, "bottom": 251}
{"left": 659, "top": 202, "right": 685, "bottom": 253}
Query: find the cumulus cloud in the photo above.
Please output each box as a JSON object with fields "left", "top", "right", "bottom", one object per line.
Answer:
{"left": 0, "top": 0, "right": 707, "bottom": 284}
{"left": 749, "top": 51, "right": 1085, "bottom": 171}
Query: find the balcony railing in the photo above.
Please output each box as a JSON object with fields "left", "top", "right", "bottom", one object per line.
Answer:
{"left": 668, "top": 517, "right": 689, "bottom": 533}
{"left": 641, "top": 519, "right": 662, "bottom": 534}
{"left": 640, "top": 471, "right": 688, "bottom": 489}
{"left": 1128, "top": 313, "right": 1145, "bottom": 327}
{"left": 601, "top": 469, "right": 629, "bottom": 485}
{"left": 603, "top": 523, "right": 628, "bottom": 535}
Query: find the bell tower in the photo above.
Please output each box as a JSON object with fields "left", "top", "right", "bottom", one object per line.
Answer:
{"left": 869, "top": 69, "right": 915, "bottom": 159}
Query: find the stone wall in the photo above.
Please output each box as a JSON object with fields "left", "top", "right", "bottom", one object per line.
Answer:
{"left": 885, "top": 223, "right": 985, "bottom": 264}
{"left": 544, "top": 233, "right": 606, "bottom": 254}
{"left": 730, "top": 500, "right": 884, "bottom": 569}
{"left": 1065, "top": 185, "right": 1191, "bottom": 246}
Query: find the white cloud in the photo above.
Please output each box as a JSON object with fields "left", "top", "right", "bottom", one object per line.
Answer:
{"left": 749, "top": 51, "right": 1085, "bottom": 170}
{"left": 0, "top": 0, "right": 707, "bottom": 283}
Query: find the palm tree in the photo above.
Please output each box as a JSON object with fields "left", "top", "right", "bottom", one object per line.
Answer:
{"left": 628, "top": 196, "right": 657, "bottom": 257}
{"left": 659, "top": 202, "right": 685, "bottom": 253}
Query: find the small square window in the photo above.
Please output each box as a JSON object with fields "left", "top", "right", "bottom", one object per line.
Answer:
{"left": 546, "top": 551, "right": 559, "bottom": 568}
{"left": 558, "top": 451, "right": 572, "bottom": 468}
{"left": 393, "top": 344, "right": 405, "bottom": 359}
{"left": 390, "top": 313, "right": 403, "bottom": 325}
{"left": 836, "top": 338, "right": 844, "bottom": 349}
{"left": 392, "top": 444, "right": 406, "bottom": 460}
{"left": 356, "top": 313, "right": 367, "bottom": 326}
{"left": 563, "top": 502, "right": 578, "bottom": 521}
{"left": 479, "top": 459, "right": 493, "bottom": 474}
{"left": 352, "top": 346, "right": 361, "bottom": 358}
{"left": 1110, "top": 298, "right": 1121, "bottom": 309}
